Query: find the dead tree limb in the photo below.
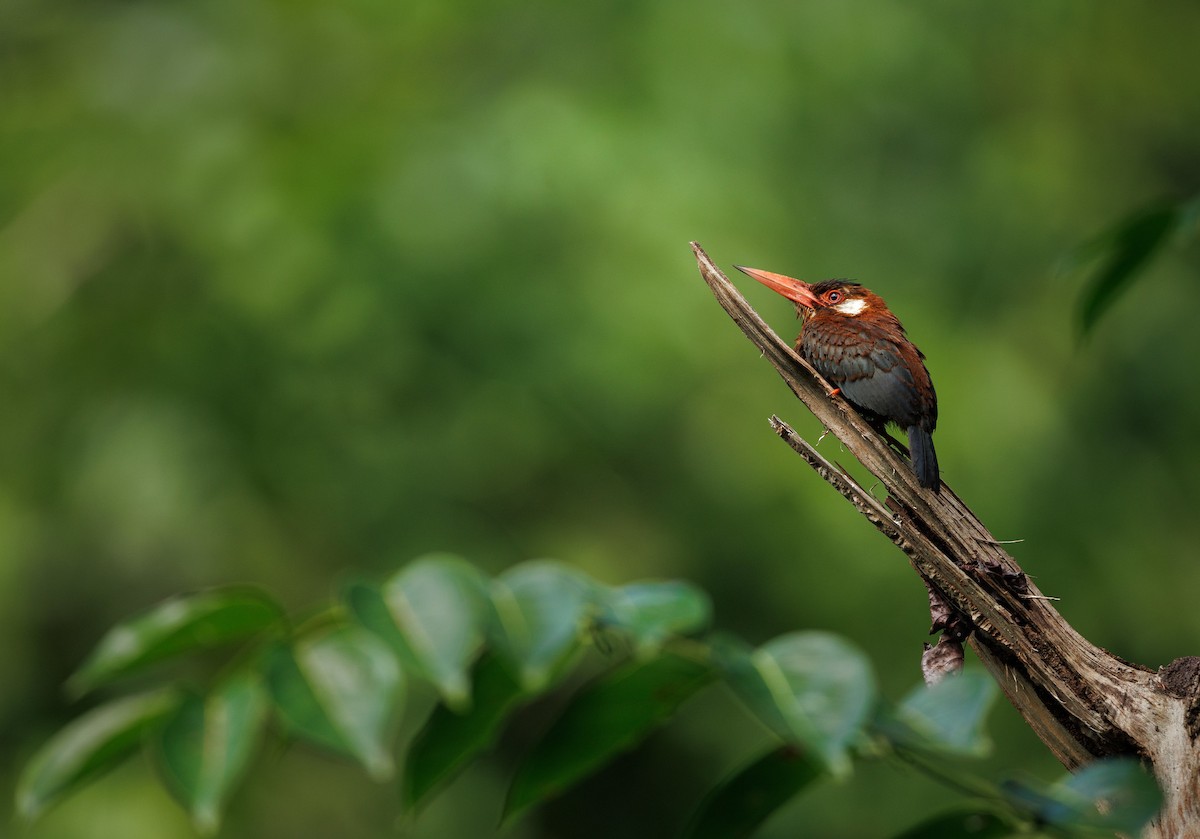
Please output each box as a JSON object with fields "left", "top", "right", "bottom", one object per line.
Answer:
{"left": 691, "top": 241, "right": 1200, "bottom": 838}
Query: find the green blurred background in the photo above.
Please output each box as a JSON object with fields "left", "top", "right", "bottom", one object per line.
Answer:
{"left": 3, "top": 1, "right": 1199, "bottom": 836}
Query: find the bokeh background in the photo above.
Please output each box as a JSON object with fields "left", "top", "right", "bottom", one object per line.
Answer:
{"left": 3, "top": 1, "right": 1200, "bottom": 837}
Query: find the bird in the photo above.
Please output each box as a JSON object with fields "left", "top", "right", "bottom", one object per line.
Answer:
{"left": 735, "top": 265, "right": 940, "bottom": 491}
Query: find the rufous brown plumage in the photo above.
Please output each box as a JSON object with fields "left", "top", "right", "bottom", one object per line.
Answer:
{"left": 736, "top": 265, "right": 940, "bottom": 490}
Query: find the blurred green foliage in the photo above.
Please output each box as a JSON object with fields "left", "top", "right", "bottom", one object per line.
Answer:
{"left": 1072, "top": 194, "right": 1200, "bottom": 337}
{"left": 2, "top": 0, "right": 1199, "bottom": 836}
{"left": 16, "top": 565, "right": 1159, "bottom": 838}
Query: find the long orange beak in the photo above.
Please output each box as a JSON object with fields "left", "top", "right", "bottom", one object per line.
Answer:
{"left": 734, "top": 266, "right": 819, "bottom": 309}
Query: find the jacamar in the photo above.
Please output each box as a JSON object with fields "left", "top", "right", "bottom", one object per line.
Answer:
{"left": 736, "top": 266, "right": 940, "bottom": 491}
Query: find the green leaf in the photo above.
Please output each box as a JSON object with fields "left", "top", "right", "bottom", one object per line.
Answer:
{"left": 488, "top": 560, "right": 598, "bottom": 692}
{"left": 504, "top": 654, "right": 713, "bottom": 821}
{"left": 1075, "top": 196, "right": 1200, "bottom": 336}
{"left": 599, "top": 580, "right": 711, "bottom": 655}
{"left": 889, "top": 810, "right": 1013, "bottom": 839}
{"left": 1054, "top": 758, "right": 1162, "bottom": 834}
{"left": 684, "top": 746, "right": 825, "bottom": 839}
{"left": 345, "top": 554, "right": 490, "bottom": 711}
{"left": 265, "top": 626, "right": 404, "bottom": 780}
{"left": 405, "top": 654, "right": 527, "bottom": 811}
{"left": 69, "top": 587, "right": 284, "bottom": 696}
{"left": 17, "top": 689, "right": 181, "bottom": 822}
{"left": 1003, "top": 758, "right": 1161, "bottom": 835}
{"left": 719, "top": 631, "right": 876, "bottom": 777}
{"left": 154, "top": 671, "right": 269, "bottom": 835}
{"left": 888, "top": 670, "right": 997, "bottom": 757}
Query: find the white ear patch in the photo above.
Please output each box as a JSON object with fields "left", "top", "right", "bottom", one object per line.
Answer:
{"left": 833, "top": 298, "right": 867, "bottom": 316}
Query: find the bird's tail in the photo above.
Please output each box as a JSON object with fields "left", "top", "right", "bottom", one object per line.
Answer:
{"left": 906, "top": 426, "right": 940, "bottom": 491}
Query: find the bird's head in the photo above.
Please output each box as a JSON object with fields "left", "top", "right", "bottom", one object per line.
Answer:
{"left": 735, "top": 266, "right": 879, "bottom": 321}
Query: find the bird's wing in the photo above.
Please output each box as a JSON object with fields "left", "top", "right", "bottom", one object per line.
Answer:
{"left": 801, "top": 326, "right": 926, "bottom": 428}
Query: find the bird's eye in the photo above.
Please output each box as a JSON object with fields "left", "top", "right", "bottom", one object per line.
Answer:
{"left": 826, "top": 291, "right": 842, "bottom": 304}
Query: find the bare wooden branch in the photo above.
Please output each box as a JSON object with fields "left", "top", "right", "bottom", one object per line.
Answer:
{"left": 692, "top": 241, "right": 1200, "bottom": 838}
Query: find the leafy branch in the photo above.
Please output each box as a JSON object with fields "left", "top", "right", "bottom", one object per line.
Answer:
{"left": 17, "top": 555, "right": 1156, "bottom": 837}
